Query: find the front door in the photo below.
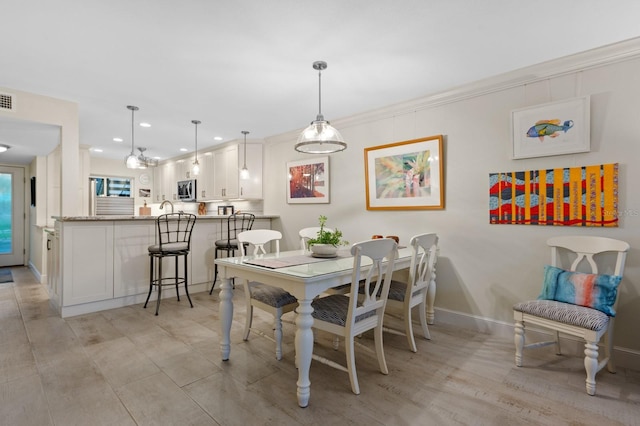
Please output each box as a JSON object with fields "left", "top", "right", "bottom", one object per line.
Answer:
{"left": 0, "top": 165, "right": 25, "bottom": 267}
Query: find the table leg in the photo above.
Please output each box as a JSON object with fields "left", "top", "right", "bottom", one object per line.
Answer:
{"left": 295, "top": 298, "right": 314, "bottom": 407}
{"left": 219, "top": 275, "right": 234, "bottom": 361}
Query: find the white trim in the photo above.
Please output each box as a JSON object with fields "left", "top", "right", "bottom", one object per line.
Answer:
{"left": 59, "top": 282, "right": 208, "bottom": 318}
{"left": 433, "top": 307, "right": 640, "bottom": 371}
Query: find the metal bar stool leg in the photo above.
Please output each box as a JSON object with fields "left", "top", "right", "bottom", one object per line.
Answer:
{"left": 184, "top": 252, "right": 193, "bottom": 307}
{"left": 155, "top": 255, "right": 162, "bottom": 316}
{"left": 174, "top": 255, "right": 180, "bottom": 301}
{"left": 144, "top": 254, "right": 154, "bottom": 309}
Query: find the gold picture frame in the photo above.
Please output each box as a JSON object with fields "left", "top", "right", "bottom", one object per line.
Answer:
{"left": 365, "top": 135, "right": 444, "bottom": 210}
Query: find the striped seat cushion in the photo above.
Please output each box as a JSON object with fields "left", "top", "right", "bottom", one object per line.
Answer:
{"left": 358, "top": 280, "right": 418, "bottom": 302}
{"left": 514, "top": 299, "right": 610, "bottom": 332}
{"left": 251, "top": 284, "right": 298, "bottom": 308}
{"left": 311, "top": 295, "right": 375, "bottom": 327}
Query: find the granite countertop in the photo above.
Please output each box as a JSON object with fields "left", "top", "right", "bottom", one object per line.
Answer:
{"left": 53, "top": 214, "right": 279, "bottom": 222}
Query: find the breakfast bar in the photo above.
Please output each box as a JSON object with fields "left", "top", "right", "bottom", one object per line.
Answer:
{"left": 49, "top": 214, "right": 277, "bottom": 317}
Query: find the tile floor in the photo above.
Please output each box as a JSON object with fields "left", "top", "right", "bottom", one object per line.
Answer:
{"left": 1, "top": 266, "right": 639, "bottom": 425}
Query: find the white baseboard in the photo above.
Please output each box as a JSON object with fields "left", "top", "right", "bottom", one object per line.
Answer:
{"left": 28, "top": 261, "right": 46, "bottom": 284}
{"left": 433, "top": 307, "right": 640, "bottom": 371}
{"left": 60, "top": 282, "right": 209, "bottom": 318}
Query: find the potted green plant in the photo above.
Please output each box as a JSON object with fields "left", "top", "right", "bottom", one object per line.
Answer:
{"left": 307, "top": 215, "right": 349, "bottom": 257}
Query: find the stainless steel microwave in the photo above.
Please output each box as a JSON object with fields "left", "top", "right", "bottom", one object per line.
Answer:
{"left": 177, "top": 179, "right": 197, "bottom": 201}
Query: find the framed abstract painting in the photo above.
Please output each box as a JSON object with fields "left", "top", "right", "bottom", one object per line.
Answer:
{"left": 512, "top": 96, "right": 590, "bottom": 159}
{"left": 364, "top": 135, "right": 444, "bottom": 210}
{"left": 287, "top": 156, "right": 330, "bottom": 204}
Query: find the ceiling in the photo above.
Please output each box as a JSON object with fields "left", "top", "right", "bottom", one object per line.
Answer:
{"left": 2, "top": 0, "right": 640, "bottom": 165}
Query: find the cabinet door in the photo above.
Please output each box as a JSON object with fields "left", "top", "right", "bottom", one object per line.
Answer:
{"left": 239, "top": 143, "right": 262, "bottom": 199}
{"left": 153, "top": 165, "right": 165, "bottom": 202}
{"left": 213, "top": 145, "right": 239, "bottom": 198}
{"left": 163, "top": 162, "right": 176, "bottom": 201}
{"left": 62, "top": 223, "right": 114, "bottom": 306}
{"left": 198, "top": 153, "right": 215, "bottom": 200}
{"left": 189, "top": 220, "right": 219, "bottom": 285}
{"left": 113, "top": 221, "right": 155, "bottom": 297}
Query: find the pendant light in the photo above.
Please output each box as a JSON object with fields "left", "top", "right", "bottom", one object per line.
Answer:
{"left": 125, "top": 105, "right": 140, "bottom": 168}
{"left": 191, "top": 120, "right": 201, "bottom": 176}
{"left": 240, "top": 130, "right": 250, "bottom": 180}
{"left": 294, "top": 60, "right": 347, "bottom": 154}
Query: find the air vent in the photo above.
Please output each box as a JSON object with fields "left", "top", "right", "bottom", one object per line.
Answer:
{"left": 0, "top": 93, "right": 14, "bottom": 111}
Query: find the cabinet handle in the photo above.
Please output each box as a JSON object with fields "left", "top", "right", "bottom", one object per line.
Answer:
{"left": 241, "top": 187, "right": 243, "bottom": 196}
{"left": 47, "top": 240, "right": 51, "bottom": 250}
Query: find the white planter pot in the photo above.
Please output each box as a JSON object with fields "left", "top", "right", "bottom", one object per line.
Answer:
{"left": 309, "top": 244, "right": 338, "bottom": 256}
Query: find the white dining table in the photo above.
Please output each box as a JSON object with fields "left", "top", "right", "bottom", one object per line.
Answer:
{"left": 214, "top": 246, "right": 421, "bottom": 407}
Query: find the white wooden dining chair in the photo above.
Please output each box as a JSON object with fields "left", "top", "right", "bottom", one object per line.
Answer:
{"left": 310, "top": 238, "right": 398, "bottom": 394}
{"left": 299, "top": 226, "right": 333, "bottom": 250}
{"left": 382, "top": 233, "right": 438, "bottom": 352}
{"left": 238, "top": 229, "right": 298, "bottom": 360}
{"left": 513, "top": 236, "right": 629, "bottom": 396}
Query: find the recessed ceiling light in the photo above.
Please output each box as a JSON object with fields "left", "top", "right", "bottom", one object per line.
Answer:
{"left": 139, "top": 122, "right": 151, "bottom": 128}
{"left": 113, "top": 137, "right": 123, "bottom": 142}
{"left": 0, "top": 144, "right": 10, "bottom": 153}
{"left": 180, "top": 148, "right": 188, "bottom": 152}
{"left": 92, "top": 148, "right": 103, "bottom": 153}
{"left": 214, "top": 136, "right": 223, "bottom": 141}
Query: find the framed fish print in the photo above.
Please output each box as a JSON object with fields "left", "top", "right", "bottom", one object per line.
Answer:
{"left": 365, "top": 135, "right": 444, "bottom": 210}
{"left": 512, "top": 96, "right": 590, "bottom": 159}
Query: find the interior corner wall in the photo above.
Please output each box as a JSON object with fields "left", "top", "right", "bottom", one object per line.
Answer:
{"left": 262, "top": 47, "right": 640, "bottom": 359}
{"left": 0, "top": 87, "right": 80, "bottom": 217}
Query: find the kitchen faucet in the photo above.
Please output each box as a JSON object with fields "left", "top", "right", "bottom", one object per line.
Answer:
{"left": 159, "top": 200, "right": 174, "bottom": 214}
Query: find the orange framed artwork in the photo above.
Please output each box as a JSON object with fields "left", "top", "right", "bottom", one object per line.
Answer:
{"left": 364, "top": 135, "right": 444, "bottom": 210}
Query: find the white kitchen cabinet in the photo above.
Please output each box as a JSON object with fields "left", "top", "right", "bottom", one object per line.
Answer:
{"left": 198, "top": 152, "right": 215, "bottom": 200}
{"left": 153, "top": 162, "right": 176, "bottom": 202}
{"left": 153, "top": 164, "right": 164, "bottom": 202}
{"left": 61, "top": 222, "right": 114, "bottom": 306}
{"left": 163, "top": 162, "right": 177, "bottom": 201}
{"left": 189, "top": 220, "right": 219, "bottom": 286}
{"left": 113, "top": 221, "right": 155, "bottom": 297}
{"left": 46, "top": 227, "right": 61, "bottom": 310}
{"left": 213, "top": 144, "right": 239, "bottom": 199}
{"left": 238, "top": 143, "right": 263, "bottom": 199}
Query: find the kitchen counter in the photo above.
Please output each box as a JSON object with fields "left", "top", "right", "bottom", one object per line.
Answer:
{"left": 49, "top": 214, "right": 277, "bottom": 317}
{"left": 53, "top": 214, "right": 279, "bottom": 221}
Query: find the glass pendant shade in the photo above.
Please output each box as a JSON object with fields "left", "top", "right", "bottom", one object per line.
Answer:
{"left": 295, "top": 60, "right": 346, "bottom": 154}
{"left": 295, "top": 117, "right": 346, "bottom": 154}
{"left": 126, "top": 153, "right": 139, "bottom": 168}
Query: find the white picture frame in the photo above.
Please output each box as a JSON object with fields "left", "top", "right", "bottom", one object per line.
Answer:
{"left": 512, "top": 96, "right": 590, "bottom": 159}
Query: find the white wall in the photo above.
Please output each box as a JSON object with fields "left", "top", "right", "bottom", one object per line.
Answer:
{"left": 263, "top": 39, "right": 640, "bottom": 360}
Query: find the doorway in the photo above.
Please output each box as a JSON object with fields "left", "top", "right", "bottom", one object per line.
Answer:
{"left": 0, "top": 165, "right": 25, "bottom": 266}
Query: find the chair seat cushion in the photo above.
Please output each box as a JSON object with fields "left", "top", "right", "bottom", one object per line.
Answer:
{"left": 215, "top": 238, "right": 238, "bottom": 249}
{"left": 312, "top": 295, "right": 375, "bottom": 327}
{"left": 514, "top": 299, "right": 610, "bottom": 332}
{"left": 251, "top": 284, "right": 298, "bottom": 308}
{"left": 357, "top": 280, "right": 421, "bottom": 302}
{"left": 148, "top": 242, "right": 189, "bottom": 253}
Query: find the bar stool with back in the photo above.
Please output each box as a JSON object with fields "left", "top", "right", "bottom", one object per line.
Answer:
{"left": 209, "top": 212, "right": 255, "bottom": 294}
{"left": 144, "top": 212, "right": 197, "bottom": 316}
